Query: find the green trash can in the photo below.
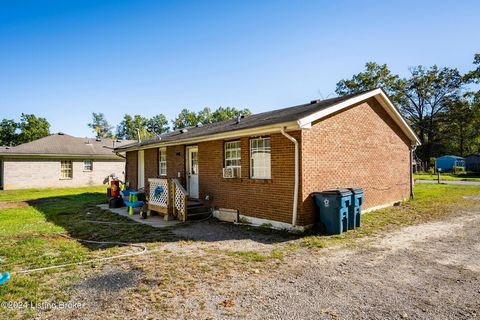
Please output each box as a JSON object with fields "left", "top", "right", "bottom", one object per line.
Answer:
{"left": 313, "top": 189, "right": 352, "bottom": 235}
{"left": 348, "top": 187, "right": 364, "bottom": 229}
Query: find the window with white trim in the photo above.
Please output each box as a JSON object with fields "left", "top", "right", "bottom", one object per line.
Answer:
{"left": 250, "top": 137, "right": 271, "bottom": 179}
{"left": 83, "top": 160, "right": 93, "bottom": 171}
{"left": 60, "top": 160, "right": 73, "bottom": 179}
{"left": 159, "top": 147, "right": 167, "bottom": 176}
{"left": 225, "top": 141, "right": 241, "bottom": 168}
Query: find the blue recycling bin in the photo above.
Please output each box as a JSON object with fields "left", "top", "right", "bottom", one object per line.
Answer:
{"left": 348, "top": 187, "right": 364, "bottom": 230}
{"left": 313, "top": 189, "right": 352, "bottom": 235}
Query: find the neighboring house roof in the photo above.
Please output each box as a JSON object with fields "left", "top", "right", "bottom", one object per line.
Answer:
{"left": 0, "top": 133, "right": 133, "bottom": 159}
{"left": 115, "top": 88, "right": 421, "bottom": 152}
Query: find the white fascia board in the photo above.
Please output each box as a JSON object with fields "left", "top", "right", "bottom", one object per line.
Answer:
{"left": 118, "top": 121, "right": 299, "bottom": 152}
{"left": 297, "top": 89, "right": 421, "bottom": 146}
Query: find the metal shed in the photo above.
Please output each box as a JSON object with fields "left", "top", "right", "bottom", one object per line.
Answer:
{"left": 465, "top": 154, "right": 480, "bottom": 172}
{"left": 435, "top": 155, "right": 465, "bottom": 172}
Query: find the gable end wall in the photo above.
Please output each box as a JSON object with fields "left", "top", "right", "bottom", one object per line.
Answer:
{"left": 299, "top": 97, "right": 411, "bottom": 226}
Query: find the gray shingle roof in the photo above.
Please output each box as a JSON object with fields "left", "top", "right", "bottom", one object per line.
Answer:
{"left": 115, "top": 91, "right": 366, "bottom": 150}
{"left": 0, "top": 133, "right": 133, "bottom": 157}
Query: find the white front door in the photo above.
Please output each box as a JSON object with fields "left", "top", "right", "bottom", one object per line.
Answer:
{"left": 138, "top": 150, "right": 145, "bottom": 189}
{"left": 187, "top": 146, "right": 199, "bottom": 198}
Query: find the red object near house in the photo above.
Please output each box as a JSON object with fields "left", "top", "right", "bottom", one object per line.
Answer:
{"left": 111, "top": 180, "right": 120, "bottom": 197}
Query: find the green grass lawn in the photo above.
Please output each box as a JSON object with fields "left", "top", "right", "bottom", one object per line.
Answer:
{"left": 0, "top": 186, "right": 106, "bottom": 202}
{"left": 0, "top": 186, "right": 176, "bottom": 317}
{"left": 414, "top": 172, "right": 480, "bottom": 182}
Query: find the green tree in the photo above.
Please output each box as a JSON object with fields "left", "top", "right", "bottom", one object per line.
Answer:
{"left": 172, "top": 106, "right": 251, "bottom": 129}
{"left": 0, "top": 119, "right": 18, "bottom": 146}
{"left": 197, "top": 107, "right": 213, "bottom": 125}
{"left": 211, "top": 107, "right": 251, "bottom": 123}
{"left": 335, "top": 62, "right": 402, "bottom": 102}
{"left": 464, "top": 53, "right": 480, "bottom": 119}
{"left": 88, "top": 112, "right": 113, "bottom": 139}
{"left": 17, "top": 113, "right": 50, "bottom": 144}
{"left": 464, "top": 53, "right": 480, "bottom": 84}
{"left": 399, "top": 66, "right": 463, "bottom": 160}
{"left": 171, "top": 109, "right": 199, "bottom": 129}
{"left": 133, "top": 114, "right": 151, "bottom": 139}
{"left": 335, "top": 63, "right": 464, "bottom": 161}
{"left": 116, "top": 114, "right": 136, "bottom": 140}
{"left": 439, "top": 97, "right": 479, "bottom": 156}
{"left": 117, "top": 114, "right": 169, "bottom": 140}
{"left": 146, "top": 114, "right": 169, "bottom": 134}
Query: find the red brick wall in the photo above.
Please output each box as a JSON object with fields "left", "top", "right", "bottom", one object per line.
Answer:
{"left": 166, "top": 145, "right": 186, "bottom": 186}
{"left": 198, "top": 132, "right": 300, "bottom": 224}
{"left": 299, "top": 97, "right": 411, "bottom": 226}
{"left": 124, "top": 97, "right": 411, "bottom": 226}
{"left": 125, "top": 151, "right": 138, "bottom": 189}
{"left": 144, "top": 148, "right": 158, "bottom": 194}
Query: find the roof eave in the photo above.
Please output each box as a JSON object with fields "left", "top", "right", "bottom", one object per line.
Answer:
{"left": 115, "top": 121, "right": 301, "bottom": 152}
{"left": 297, "top": 88, "right": 421, "bottom": 147}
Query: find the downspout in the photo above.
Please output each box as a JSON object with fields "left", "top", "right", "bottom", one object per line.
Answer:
{"left": 114, "top": 152, "right": 126, "bottom": 159}
{"left": 410, "top": 145, "right": 417, "bottom": 200}
{"left": 280, "top": 128, "right": 299, "bottom": 227}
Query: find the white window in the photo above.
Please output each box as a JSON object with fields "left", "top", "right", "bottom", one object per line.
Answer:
{"left": 250, "top": 137, "right": 271, "bottom": 179}
{"left": 83, "top": 160, "right": 93, "bottom": 171}
{"left": 60, "top": 161, "right": 73, "bottom": 179}
{"left": 225, "top": 141, "right": 241, "bottom": 168}
{"left": 159, "top": 147, "right": 167, "bottom": 176}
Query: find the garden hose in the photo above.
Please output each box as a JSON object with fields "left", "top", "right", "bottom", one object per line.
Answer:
{"left": 0, "top": 222, "right": 148, "bottom": 285}
{"left": 0, "top": 211, "right": 214, "bottom": 285}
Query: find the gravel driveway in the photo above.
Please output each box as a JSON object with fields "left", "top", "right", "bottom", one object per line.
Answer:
{"left": 230, "top": 207, "right": 480, "bottom": 319}
{"left": 35, "top": 204, "right": 480, "bottom": 320}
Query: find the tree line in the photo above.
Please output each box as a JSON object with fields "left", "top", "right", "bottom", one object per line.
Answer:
{"left": 1, "top": 53, "right": 478, "bottom": 163}
{"left": 88, "top": 106, "right": 252, "bottom": 141}
{"left": 0, "top": 114, "right": 50, "bottom": 146}
{"left": 335, "top": 53, "right": 480, "bottom": 162}
{"left": 0, "top": 106, "right": 251, "bottom": 146}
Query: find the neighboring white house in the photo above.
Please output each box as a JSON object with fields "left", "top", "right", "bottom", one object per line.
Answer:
{"left": 0, "top": 133, "right": 131, "bottom": 190}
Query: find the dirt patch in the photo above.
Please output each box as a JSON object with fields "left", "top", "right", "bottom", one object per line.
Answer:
{"left": 172, "top": 218, "right": 297, "bottom": 251}
{"left": 371, "top": 210, "right": 475, "bottom": 252}
{"left": 464, "top": 195, "right": 480, "bottom": 201}
{"left": 75, "top": 269, "right": 140, "bottom": 293}
{"left": 0, "top": 198, "right": 65, "bottom": 210}
{"left": 0, "top": 201, "right": 29, "bottom": 209}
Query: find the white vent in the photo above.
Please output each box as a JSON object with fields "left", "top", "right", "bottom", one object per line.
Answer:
{"left": 223, "top": 167, "right": 241, "bottom": 179}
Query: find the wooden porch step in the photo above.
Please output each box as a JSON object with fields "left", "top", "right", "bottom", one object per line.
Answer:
{"left": 187, "top": 202, "right": 211, "bottom": 220}
{"left": 187, "top": 211, "right": 211, "bottom": 220}
{"left": 187, "top": 199, "right": 202, "bottom": 207}
{"left": 187, "top": 205, "right": 210, "bottom": 215}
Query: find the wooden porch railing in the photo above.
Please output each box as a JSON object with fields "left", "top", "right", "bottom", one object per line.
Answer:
{"left": 148, "top": 177, "right": 188, "bottom": 221}
{"left": 172, "top": 178, "right": 188, "bottom": 222}
{"left": 148, "top": 178, "right": 169, "bottom": 215}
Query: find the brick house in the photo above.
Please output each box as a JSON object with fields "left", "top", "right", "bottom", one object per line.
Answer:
{"left": 0, "top": 133, "right": 129, "bottom": 190}
{"left": 115, "top": 89, "right": 420, "bottom": 230}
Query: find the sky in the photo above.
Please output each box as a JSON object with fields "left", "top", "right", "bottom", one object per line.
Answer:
{"left": 0, "top": 0, "right": 479, "bottom": 137}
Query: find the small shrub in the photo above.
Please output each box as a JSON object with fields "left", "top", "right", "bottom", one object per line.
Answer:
{"left": 427, "top": 167, "right": 435, "bottom": 175}
{"left": 453, "top": 166, "right": 466, "bottom": 174}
